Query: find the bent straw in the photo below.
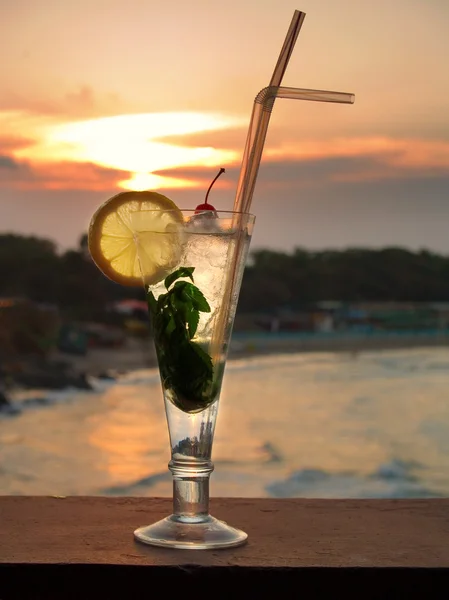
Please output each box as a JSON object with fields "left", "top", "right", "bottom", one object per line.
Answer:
{"left": 214, "top": 10, "right": 355, "bottom": 360}
{"left": 212, "top": 7, "right": 306, "bottom": 360}
{"left": 232, "top": 9, "right": 305, "bottom": 214}
{"left": 234, "top": 86, "right": 355, "bottom": 214}
{"left": 269, "top": 10, "right": 306, "bottom": 88}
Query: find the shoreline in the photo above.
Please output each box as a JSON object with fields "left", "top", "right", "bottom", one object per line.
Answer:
{"left": 60, "top": 332, "right": 449, "bottom": 378}
{"left": 231, "top": 330, "right": 449, "bottom": 355}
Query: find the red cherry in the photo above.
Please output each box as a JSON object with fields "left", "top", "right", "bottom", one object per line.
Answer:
{"left": 195, "top": 202, "right": 216, "bottom": 214}
{"left": 195, "top": 168, "right": 225, "bottom": 214}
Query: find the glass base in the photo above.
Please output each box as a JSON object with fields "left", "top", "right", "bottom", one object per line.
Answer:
{"left": 134, "top": 514, "right": 248, "bottom": 550}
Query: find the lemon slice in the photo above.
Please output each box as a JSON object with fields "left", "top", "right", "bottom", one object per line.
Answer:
{"left": 88, "top": 190, "right": 184, "bottom": 287}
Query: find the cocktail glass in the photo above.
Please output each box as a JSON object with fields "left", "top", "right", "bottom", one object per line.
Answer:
{"left": 132, "top": 208, "right": 255, "bottom": 549}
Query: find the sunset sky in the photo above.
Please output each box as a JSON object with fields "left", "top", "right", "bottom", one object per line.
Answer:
{"left": 1, "top": 0, "right": 449, "bottom": 253}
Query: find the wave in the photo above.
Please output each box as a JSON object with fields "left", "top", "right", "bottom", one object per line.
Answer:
{"left": 113, "top": 368, "right": 161, "bottom": 386}
{"left": 266, "top": 459, "right": 441, "bottom": 499}
{"left": 227, "top": 351, "right": 340, "bottom": 373}
{"left": 0, "top": 375, "right": 116, "bottom": 419}
{"left": 371, "top": 458, "right": 423, "bottom": 481}
{"left": 100, "top": 471, "right": 170, "bottom": 495}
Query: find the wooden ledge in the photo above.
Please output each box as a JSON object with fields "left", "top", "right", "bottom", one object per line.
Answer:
{"left": 1, "top": 497, "right": 448, "bottom": 598}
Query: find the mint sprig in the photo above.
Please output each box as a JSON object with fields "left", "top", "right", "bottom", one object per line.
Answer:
{"left": 147, "top": 267, "right": 214, "bottom": 413}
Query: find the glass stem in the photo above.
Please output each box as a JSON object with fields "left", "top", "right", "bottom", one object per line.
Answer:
{"left": 169, "top": 459, "right": 214, "bottom": 523}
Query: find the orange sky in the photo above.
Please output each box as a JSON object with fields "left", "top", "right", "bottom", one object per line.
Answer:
{"left": 1, "top": 0, "right": 449, "bottom": 252}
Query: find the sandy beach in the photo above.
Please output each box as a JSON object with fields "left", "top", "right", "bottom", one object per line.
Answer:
{"left": 4, "top": 344, "right": 449, "bottom": 499}
{"left": 59, "top": 331, "right": 449, "bottom": 378}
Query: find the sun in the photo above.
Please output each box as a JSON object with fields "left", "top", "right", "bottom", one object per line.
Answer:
{"left": 14, "top": 111, "right": 242, "bottom": 190}
{"left": 120, "top": 172, "right": 199, "bottom": 191}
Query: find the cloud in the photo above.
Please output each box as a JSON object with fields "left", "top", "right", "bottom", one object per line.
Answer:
{"left": 1, "top": 171, "right": 449, "bottom": 256}
{"left": 64, "top": 86, "right": 96, "bottom": 115}
{"left": 154, "top": 137, "right": 449, "bottom": 190}
{"left": 2, "top": 106, "right": 449, "bottom": 197}
{"left": 0, "top": 136, "right": 35, "bottom": 153}
{"left": 0, "top": 155, "right": 19, "bottom": 169}
{"left": 1, "top": 110, "right": 243, "bottom": 192}
{"left": 262, "top": 137, "right": 449, "bottom": 182}
{"left": 0, "top": 86, "right": 126, "bottom": 119}
{"left": 62, "top": 86, "right": 125, "bottom": 118}
{"left": 153, "top": 131, "right": 449, "bottom": 176}
{"left": 153, "top": 127, "right": 248, "bottom": 151}
{"left": 0, "top": 158, "right": 128, "bottom": 191}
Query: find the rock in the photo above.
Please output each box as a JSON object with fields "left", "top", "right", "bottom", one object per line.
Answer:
{"left": 13, "top": 371, "right": 93, "bottom": 390}
{"left": 0, "top": 389, "right": 21, "bottom": 416}
{"left": 5, "top": 355, "right": 94, "bottom": 391}
{"left": 96, "top": 371, "right": 116, "bottom": 381}
{"left": 72, "top": 373, "right": 93, "bottom": 390}
{"left": 22, "top": 396, "right": 52, "bottom": 407}
{"left": 0, "top": 390, "right": 10, "bottom": 407}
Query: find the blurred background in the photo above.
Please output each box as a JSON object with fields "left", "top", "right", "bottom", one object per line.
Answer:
{"left": 1, "top": 0, "right": 449, "bottom": 499}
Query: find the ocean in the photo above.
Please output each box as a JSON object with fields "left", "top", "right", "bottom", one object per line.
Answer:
{"left": 1, "top": 347, "right": 449, "bottom": 499}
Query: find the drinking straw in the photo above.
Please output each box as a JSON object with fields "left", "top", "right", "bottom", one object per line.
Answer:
{"left": 213, "top": 10, "right": 355, "bottom": 358}
{"left": 233, "top": 9, "right": 305, "bottom": 214}
{"left": 234, "top": 85, "right": 355, "bottom": 214}
{"left": 269, "top": 10, "right": 306, "bottom": 88}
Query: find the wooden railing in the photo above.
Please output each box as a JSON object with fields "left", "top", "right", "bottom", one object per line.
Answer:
{"left": 1, "top": 497, "right": 448, "bottom": 599}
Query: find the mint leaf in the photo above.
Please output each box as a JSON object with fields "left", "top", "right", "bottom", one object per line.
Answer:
{"left": 165, "top": 313, "right": 176, "bottom": 335}
{"left": 154, "top": 307, "right": 170, "bottom": 337}
{"left": 176, "top": 282, "right": 211, "bottom": 312}
{"left": 146, "top": 265, "right": 214, "bottom": 413}
{"left": 186, "top": 308, "right": 199, "bottom": 338}
{"left": 165, "top": 266, "right": 195, "bottom": 290}
{"left": 189, "top": 341, "right": 213, "bottom": 373}
{"left": 169, "top": 340, "right": 213, "bottom": 401}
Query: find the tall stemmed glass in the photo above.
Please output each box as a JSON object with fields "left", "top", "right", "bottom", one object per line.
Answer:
{"left": 133, "top": 209, "right": 255, "bottom": 549}
{"left": 132, "top": 7, "right": 353, "bottom": 550}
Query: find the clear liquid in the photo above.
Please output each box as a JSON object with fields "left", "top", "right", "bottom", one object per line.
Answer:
{"left": 144, "top": 221, "right": 252, "bottom": 460}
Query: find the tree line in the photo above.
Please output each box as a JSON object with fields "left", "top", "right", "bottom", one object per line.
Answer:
{"left": 239, "top": 247, "right": 449, "bottom": 312}
{"left": 1, "top": 233, "right": 449, "bottom": 322}
{"left": 0, "top": 233, "right": 143, "bottom": 322}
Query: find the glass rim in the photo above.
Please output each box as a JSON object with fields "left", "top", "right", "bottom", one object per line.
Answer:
{"left": 131, "top": 208, "right": 255, "bottom": 218}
